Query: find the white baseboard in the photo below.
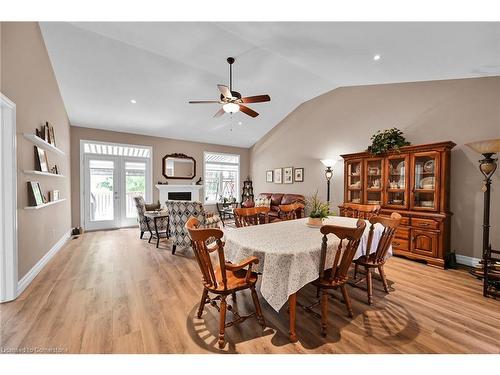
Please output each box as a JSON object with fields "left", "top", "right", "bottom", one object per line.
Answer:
{"left": 17, "top": 229, "right": 72, "bottom": 296}
{"left": 455, "top": 254, "right": 481, "bottom": 267}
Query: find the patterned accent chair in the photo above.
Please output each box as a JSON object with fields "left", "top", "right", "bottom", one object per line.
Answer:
{"left": 133, "top": 196, "right": 169, "bottom": 239}
{"left": 165, "top": 200, "right": 222, "bottom": 255}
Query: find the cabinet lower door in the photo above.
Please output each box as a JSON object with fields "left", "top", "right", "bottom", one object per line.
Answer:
{"left": 411, "top": 229, "right": 438, "bottom": 257}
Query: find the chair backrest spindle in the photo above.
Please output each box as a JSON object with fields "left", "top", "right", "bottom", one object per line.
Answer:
{"left": 185, "top": 217, "right": 227, "bottom": 290}
{"left": 318, "top": 219, "right": 366, "bottom": 284}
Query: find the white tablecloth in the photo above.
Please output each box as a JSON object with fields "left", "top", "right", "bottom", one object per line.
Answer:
{"left": 223, "top": 216, "right": 390, "bottom": 312}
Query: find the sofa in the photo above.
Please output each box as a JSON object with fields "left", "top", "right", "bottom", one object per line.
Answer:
{"left": 242, "top": 193, "right": 305, "bottom": 221}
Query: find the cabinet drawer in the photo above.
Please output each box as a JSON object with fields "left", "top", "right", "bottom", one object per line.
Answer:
{"left": 392, "top": 238, "right": 409, "bottom": 251}
{"left": 411, "top": 217, "right": 439, "bottom": 230}
{"left": 395, "top": 227, "right": 410, "bottom": 239}
{"left": 398, "top": 217, "right": 410, "bottom": 226}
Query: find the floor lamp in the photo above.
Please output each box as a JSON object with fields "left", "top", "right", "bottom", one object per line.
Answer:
{"left": 321, "top": 159, "right": 335, "bottom": 206}
{"left": 465, "top": 138, "right": 500, "bottom": 298}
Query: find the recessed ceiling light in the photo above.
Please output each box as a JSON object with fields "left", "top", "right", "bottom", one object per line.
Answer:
{"left": 238, "top": 121, "right": 243, "bottom": 126}
{"left": 373, "top": 54, "right": 381, "bottom": 61}
{"left": 130, "top": 99, "right": 137, "bottom": 104}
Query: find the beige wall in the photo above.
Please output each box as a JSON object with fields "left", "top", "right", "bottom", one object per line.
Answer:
{"left": 70, "top": 126, "right": 250, "bottom": 227}
{"left": 250, "top": 76, "right": 500, "bottom": 259}
{"left": 1, "top": 22, "right": 72, "bottom": 280}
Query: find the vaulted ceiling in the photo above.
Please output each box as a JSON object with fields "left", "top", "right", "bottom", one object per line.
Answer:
{"left": 40, "top": 22, "right": 500, "bottom": 147}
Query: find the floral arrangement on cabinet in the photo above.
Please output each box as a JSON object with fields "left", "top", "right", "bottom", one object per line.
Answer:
{"left": 367, "top": 127, "right": 410, "bottom": 155}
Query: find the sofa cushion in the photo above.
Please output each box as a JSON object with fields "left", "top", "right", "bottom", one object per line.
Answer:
{"left": 270, "top": 193, "right": 284, "bottom": 206}
{"left": 281, "top": 194, "right": 305, "bottom": 205}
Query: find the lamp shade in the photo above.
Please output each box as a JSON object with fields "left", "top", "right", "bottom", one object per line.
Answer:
{"left": 465, "top": 138, "right": 500, "bottom": 155}
{"left": 321, "top": 159, "right": 335, "bottom": 167}
{"left": 222, "top": 103, "right": 240, "bottom": 114}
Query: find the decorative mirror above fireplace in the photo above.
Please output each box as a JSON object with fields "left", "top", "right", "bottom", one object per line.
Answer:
{"left": 162, "top": 153, "right": 196, "bottom": 179}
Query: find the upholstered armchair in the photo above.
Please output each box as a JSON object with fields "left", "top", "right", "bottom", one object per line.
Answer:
{"left": 165, "top": 200, "right": 222, "bottom": 254}
{"left": 133, "top": 196, "right": 168, "bottom": 239}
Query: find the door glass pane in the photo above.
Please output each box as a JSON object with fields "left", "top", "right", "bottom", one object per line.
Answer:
{"left": 366, "top": 159, "right": 382, "bottom": 205}
{"left": 347, "top": 161, "right": 362, "bottom": 203}
{"left": 126, "top": 161, "right": 146, "bottom": 218}
{"left": 414, "top": 155, "right": 436, "bottom": 209}
{"left": 89, "top": 160, "right": 114, "bottom": 221}
{"left": 387, "top": 157, "right": 407, "bottom": 206}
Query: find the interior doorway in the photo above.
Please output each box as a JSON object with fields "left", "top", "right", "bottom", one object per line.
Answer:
{"left": 0, "top": 93, "right": 18, "bottom": 303}
{"left": 80, "top": 141, "right": 152, "bottom": 231}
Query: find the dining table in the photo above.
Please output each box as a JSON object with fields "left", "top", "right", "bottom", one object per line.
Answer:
{"left": 223, "top": 216, "right": 391, "bottom": 342}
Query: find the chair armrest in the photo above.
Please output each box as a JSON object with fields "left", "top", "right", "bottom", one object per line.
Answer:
{"left": 225, "top": 256, "right": 259, "bottom": 283}
{"left": 225, "top": 256, "right": 259, "bottom": 271}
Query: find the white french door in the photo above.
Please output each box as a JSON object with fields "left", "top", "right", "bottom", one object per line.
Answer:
{"left": 83, "top": 153, "right": 151, "bottom": 230}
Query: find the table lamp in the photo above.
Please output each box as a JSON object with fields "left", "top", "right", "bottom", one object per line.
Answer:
{"left": 465, "top": 138, "right": 500, "bottom": 297}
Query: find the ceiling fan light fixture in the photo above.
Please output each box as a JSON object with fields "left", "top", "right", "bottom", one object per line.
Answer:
{"left": 223, "top": 103, "right": 240, "bottom": 114}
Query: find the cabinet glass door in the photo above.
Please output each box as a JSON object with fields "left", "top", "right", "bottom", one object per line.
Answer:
{"left": 385, "top": 154, "right": 409, "bottom": 208}
{"left": 346, "top": 160, "right": 362, "bottom": 203}
{"left": 364, "top": 158, "right": 383, "bottom": 206}
{"left": 411, "top": 152, "right": 439, "bottom": 211}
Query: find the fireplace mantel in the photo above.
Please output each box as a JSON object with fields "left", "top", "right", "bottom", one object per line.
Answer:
{"left": 155, "top": 184, "right": 203, "bottom": 204}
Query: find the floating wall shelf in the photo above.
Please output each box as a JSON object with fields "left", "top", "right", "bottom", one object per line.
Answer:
{"left": 23, "top": 133, "right": 65, "bottom": 156}
{"left": 25, "top": 199, "right": 66, "bottom": 210}
{"left": 23, "top": 170, "right": 65, "bottom": 178}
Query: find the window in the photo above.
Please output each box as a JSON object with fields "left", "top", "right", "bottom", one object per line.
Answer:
{"left": 204, "top": 152, "right": 240, "bottom": 204}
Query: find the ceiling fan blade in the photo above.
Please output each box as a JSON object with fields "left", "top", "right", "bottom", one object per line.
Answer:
{"left": 239, "top": 95, "right": 271, "bottom": 104}
{"left": 189, "top": 100, "right": 221, "bottom": 104}
{"left": 213, "top": 107, "right": 225, "bottom": 118}
{"left": 217, "top": 84, "right": 232, "bottom": 98}
{"left": 239, "top": 105, "right": 259, "bottom": 118}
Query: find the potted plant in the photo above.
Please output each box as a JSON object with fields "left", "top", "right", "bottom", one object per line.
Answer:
{"left": 306, "top": 191, "right": 330, "bottom": 226}
{"left": 367, "top": 127, "right": 410, "bottom": 155}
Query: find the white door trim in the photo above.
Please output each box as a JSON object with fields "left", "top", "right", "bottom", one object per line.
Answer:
{"left": 0, "top": 93, "right": 18, "bottom": 303}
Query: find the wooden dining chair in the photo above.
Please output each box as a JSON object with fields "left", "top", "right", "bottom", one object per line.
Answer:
{"left": 233, "top": 207, "right": 271, "bottom": 228}
{"left": 278, "top": 202, "right": 305, "bottom": 221}
{"left": 185, "top": 217, "right": 266, "bottom": 349}
{"left": 339, "top": 203, "right": 381, "bottom": 219}
{"left": 353, "top": 212, "right": 401, "bottom": 305}
{"left": 304, "top": 219, "right": 366, "bottom": 337}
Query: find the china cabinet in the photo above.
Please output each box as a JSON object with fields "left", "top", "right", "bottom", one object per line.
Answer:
{"left": 340, "top": 141, "right": 455, "bottom": 268}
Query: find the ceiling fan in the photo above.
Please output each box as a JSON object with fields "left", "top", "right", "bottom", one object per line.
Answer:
{"left": 189, "top": 57, "right": 271, "bottom": 118}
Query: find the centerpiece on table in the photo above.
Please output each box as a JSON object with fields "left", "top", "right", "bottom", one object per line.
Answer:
{"left": 306, "top": 191, "right": 330, "bottom": 227}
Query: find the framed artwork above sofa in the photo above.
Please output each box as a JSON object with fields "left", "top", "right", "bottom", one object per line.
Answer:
{"left": 266, "top": 170, "right": 273, "bottom": 182}
{"left": 274, "top": 168, "right": 282, "bottom": 184}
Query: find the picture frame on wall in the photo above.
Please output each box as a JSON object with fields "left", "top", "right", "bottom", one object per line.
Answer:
{"left": 34, "top": 146, "right": 49, "bottom": 172}
{"left": 266, "top": 170, "right": 273, "bottom": 183}
{"left": 283, "top": 167, "right": 293, "bottom": 184}
{"left": 294, "top": 168, "right": 304, "bottom": 182}
{"left": 274, "top": 168, "right": 282, "bottom": 184}
{"left": 27, "top": 181, "right": 45, "bottom": 206}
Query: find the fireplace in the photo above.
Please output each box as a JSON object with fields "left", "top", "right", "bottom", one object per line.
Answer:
{"left": 156, "top": 184, "right": 203, "bottom": 205}
{"left": 168, "top": 191, "right": 191, "bottom": 201}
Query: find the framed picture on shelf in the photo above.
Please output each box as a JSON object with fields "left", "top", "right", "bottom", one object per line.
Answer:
{"left": 274, "top": 168, "right": 282, "bottom": 184}
{"left": 266, "top": 170, "right": 273, "bottom": 183}
{"left": 44, "top": 123, "right": 51, "bottom": 143}
{"left": 294, "top": 168, "right": 304, "bottom": 182}
{"left": 34, "top": 146, "right": 49, "bottom": 172}
{"left": 49, "top": 190, "right": 60, "bottom": 202}
{"left": 283, "top": 167, "right": 293, "bottom": 184}
{"left": 49, "top": 124, "right": 56, "bottom": 147}
{"left": 27, "top": 181, "right": 45, "bottom": 206}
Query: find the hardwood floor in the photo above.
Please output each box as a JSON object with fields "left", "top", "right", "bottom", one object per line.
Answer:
{"left": 1, "top": 228, "right": 499, "bottom": 354}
